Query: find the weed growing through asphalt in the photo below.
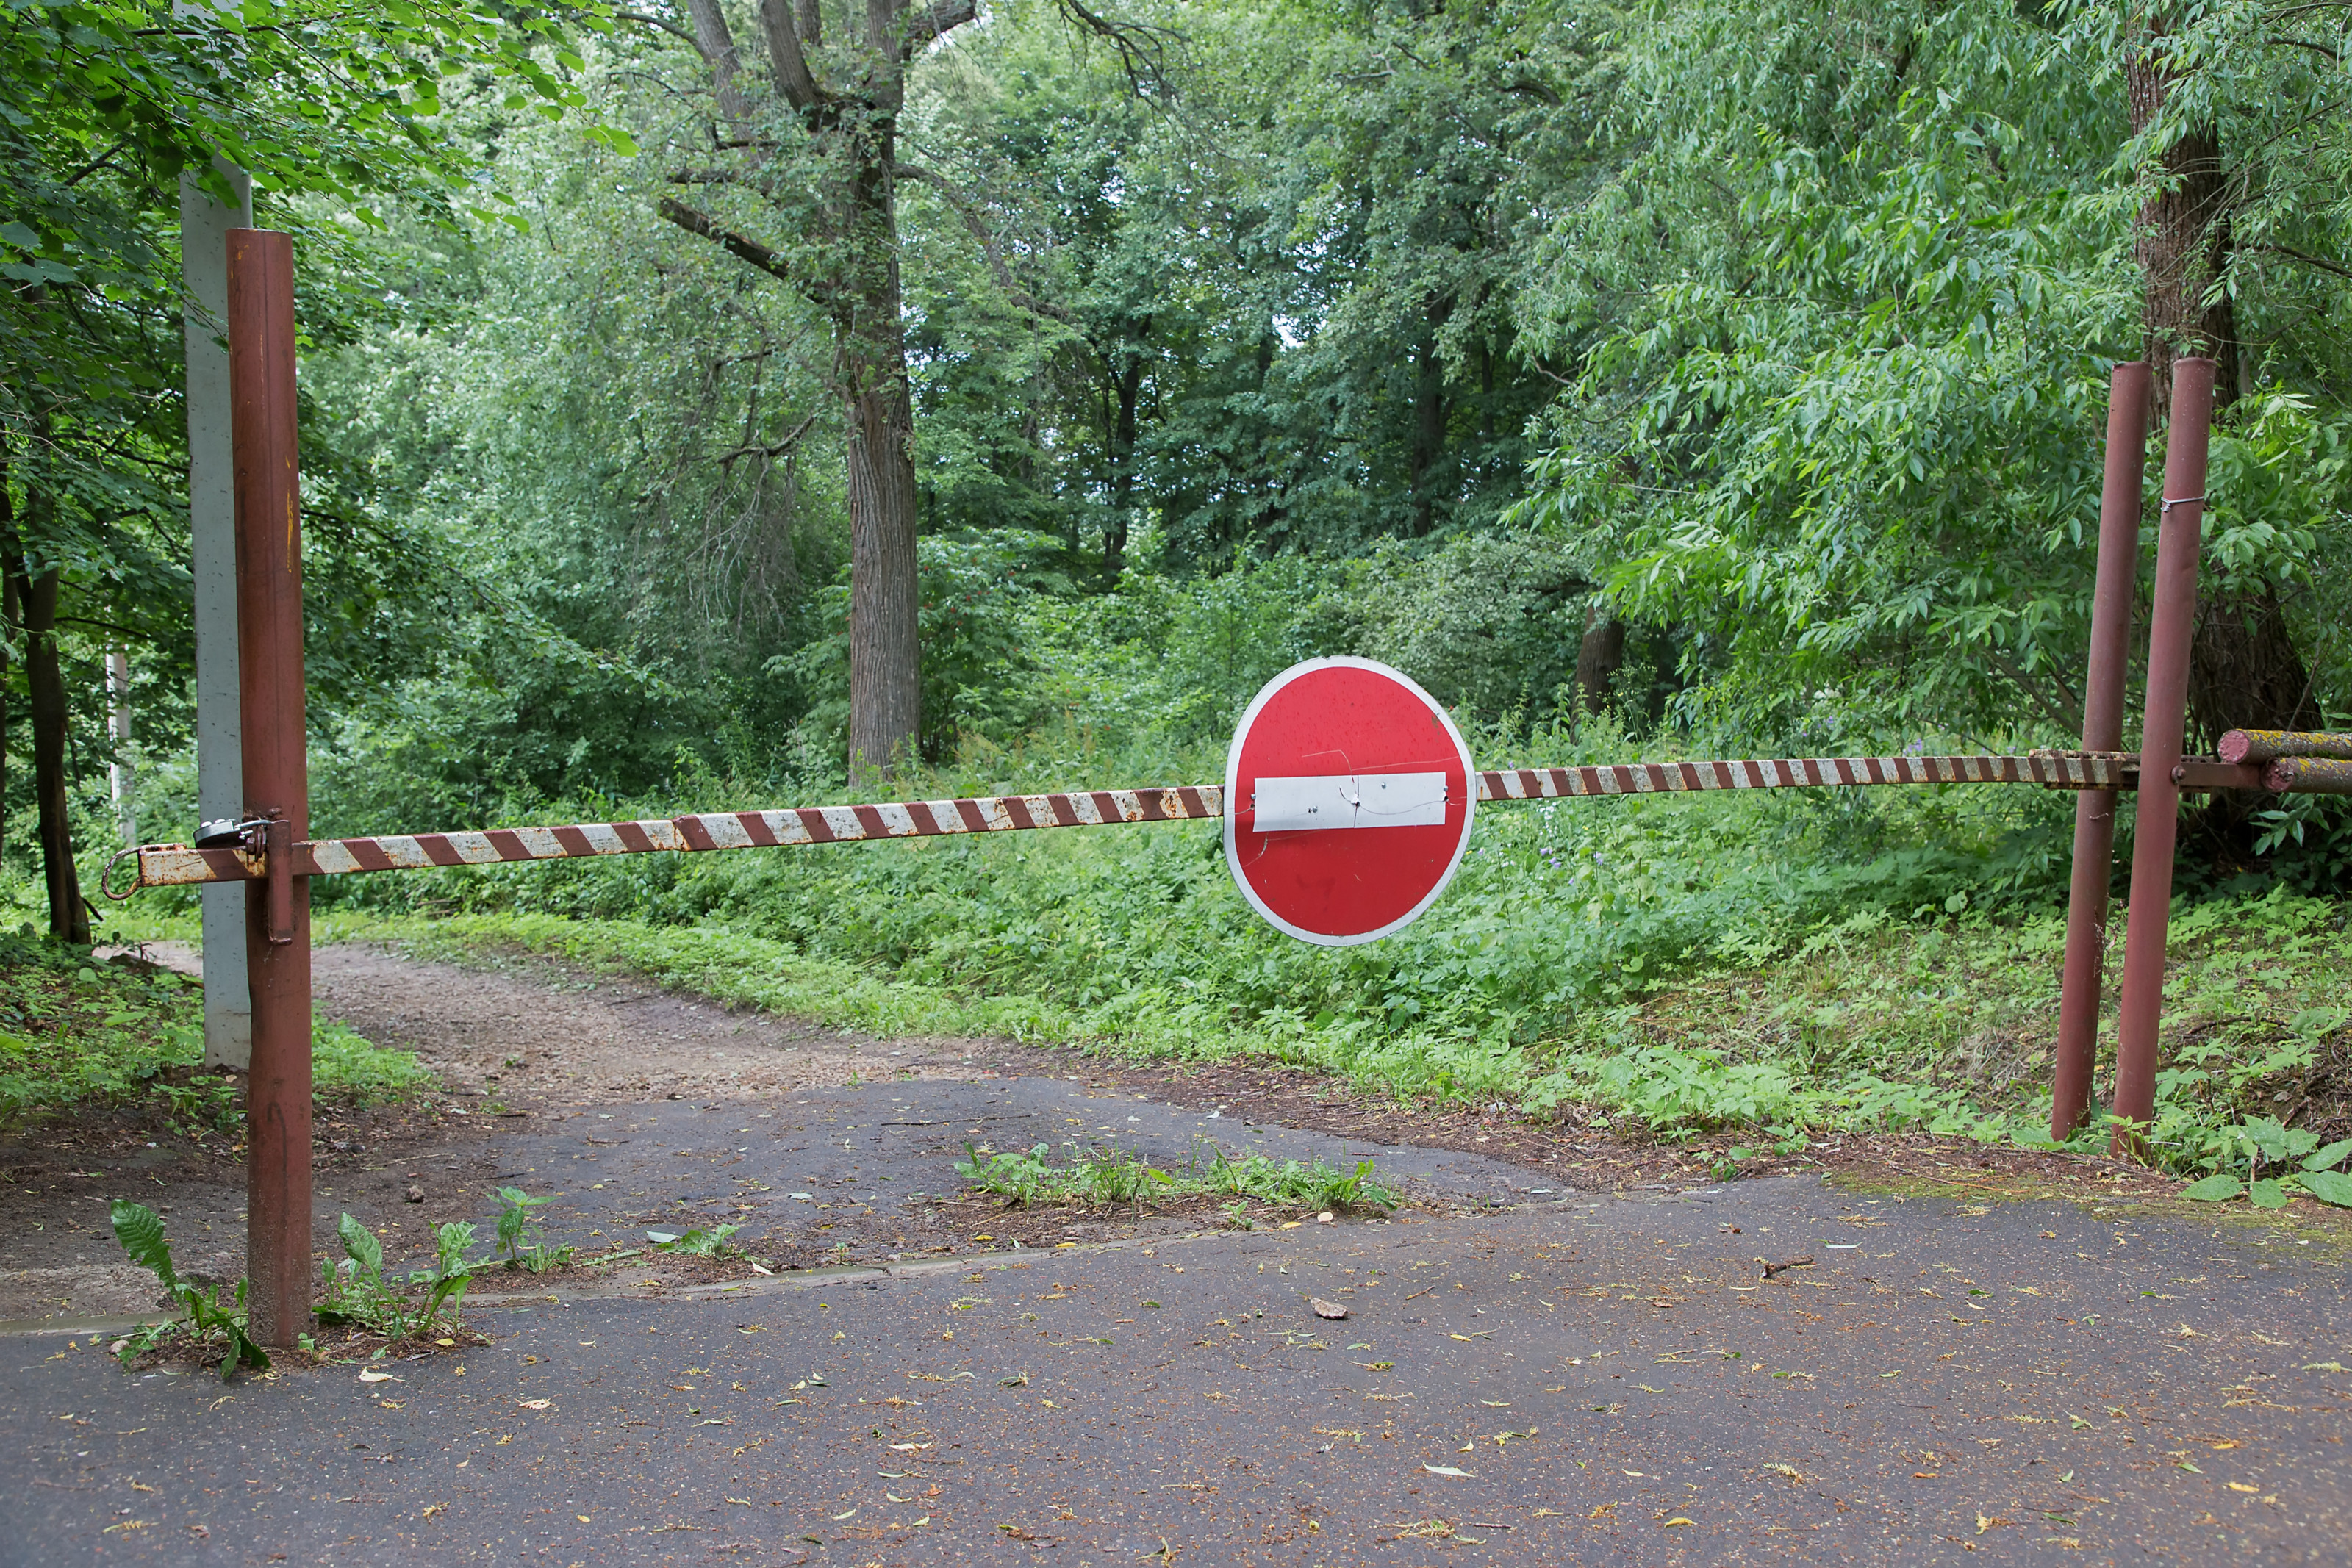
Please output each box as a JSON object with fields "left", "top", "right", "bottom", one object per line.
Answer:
{"left": 109, "top": 1200, "right": 269, "bottom": 1381}
{"left": 956, "top": 1140, "right": 1398, "bottom": 1216}
{"left": 648, "top": 1223, "right": 742, "bottom": 1256}
{"left": 318, "top": 1212, "right": 478, "bottom": 1337}
{"left": 493, "top": 1186, "right": 575, "bottom": 1272}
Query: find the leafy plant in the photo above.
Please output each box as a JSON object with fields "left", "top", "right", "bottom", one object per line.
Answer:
{"left": 319, "top": 1212, "right": 478, "bottom": 1337}
{"left": 2179, "top": 1129, "right": 2352, "bottom": 1209}
{"left": 0, "top": 940, "right": 431, "bottom": 1130}
{"left": 956, "top": 1140, "right": 1397, "bottom": 1215}
{"left": 492, "top": 1186, "right": 573, "bottom": 1273}
{"left": 648, "top": 1223, "right": 742, "bottom": 1257}
{"left": 109, "top": 1200, "right": 268, "bottom": 1381}
{"left": 956, "top": 1143, "right": 1057, "bottom": 1206}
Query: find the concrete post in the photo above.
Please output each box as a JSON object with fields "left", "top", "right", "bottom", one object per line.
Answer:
{"left": 182, "top": 158, "right": 253, "bottom": 1069}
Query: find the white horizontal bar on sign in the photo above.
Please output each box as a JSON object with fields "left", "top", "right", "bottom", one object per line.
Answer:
{"left": 1252, "top": 772, "right": 1448, "bottom": 832}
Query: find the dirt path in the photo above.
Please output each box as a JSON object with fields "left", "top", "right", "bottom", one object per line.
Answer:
{"left": 306, "top": 942, "right": 984, "bottom": 1103}
{"left": 131, "top": 939, "right": 985, "bottom": 1104}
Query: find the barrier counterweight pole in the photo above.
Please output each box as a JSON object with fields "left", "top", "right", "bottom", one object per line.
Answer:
{"left": 2110, "top": 357, "right": 2215, "bottom": 1157}
{"left": 2051, "top": 362, "right": 2149, "bottom": 1140}
{"left": 228, "top": 229, "right": 312, "bottom": 1349}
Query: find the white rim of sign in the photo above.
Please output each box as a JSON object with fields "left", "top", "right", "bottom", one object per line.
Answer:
{"left": 1225, "top": 656, "right": 1477, "bottom": 946}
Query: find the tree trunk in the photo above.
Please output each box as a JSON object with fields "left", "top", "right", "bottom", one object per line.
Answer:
{"left": 1, "top": 431, "right": 87, "bottom": 942}
{"left": 1407, "top": 295, "right": 1452, "bottom": 538}
{"left": 2127, "top": 29, "right": 2312, "bottom": 849}
{"left": 840, "top": 148, "right": 923, "bottom": 785}
{"left": 0, "top": 458, "right": 12, "bottom": 861}
{"left": 15, "top": 561, "right": 86, "bottom": 943}
{"left": 1105, "top": 343, "right": 1146, "bottom": 583}
{"left": 1574, "top": 607, "right": 1624, "bottom": 717}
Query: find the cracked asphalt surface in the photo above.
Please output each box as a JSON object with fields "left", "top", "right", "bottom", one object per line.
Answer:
{"left": 7, "top": 1076, "right": 2349, "bottom": 1566}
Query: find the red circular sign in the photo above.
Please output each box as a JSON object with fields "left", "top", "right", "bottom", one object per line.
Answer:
{"left": 1225, "top": 658, "right": 1476, "bottom": 946}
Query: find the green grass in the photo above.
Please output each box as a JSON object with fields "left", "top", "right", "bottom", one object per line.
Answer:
{"left": 956, "top": 1140, "right": 1399, "bottom": 1214}
{"left": 0, "top": 932, "right": 434, "bottom": 1130}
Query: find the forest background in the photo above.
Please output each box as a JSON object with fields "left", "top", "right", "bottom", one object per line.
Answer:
{"left": 5, "top": 0, "right": 2352, "bottom": 1165}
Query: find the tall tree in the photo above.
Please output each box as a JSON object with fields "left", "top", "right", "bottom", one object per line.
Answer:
{"left": 642, "top": 0, "right": 978, "bottom": 780}
{"left": 2123, "top": 7, "right": 2322, "bottom": 773}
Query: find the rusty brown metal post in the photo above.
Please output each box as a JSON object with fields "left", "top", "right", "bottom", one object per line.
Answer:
{"left": 227, "top": 229, "right": 312, "bottom": 1348}
{"left": 2050, "top": 362, "right": 2151, "bottom": 1140}
{"left": 2109, "top": 356, "right": 2215, "bottom": 1157}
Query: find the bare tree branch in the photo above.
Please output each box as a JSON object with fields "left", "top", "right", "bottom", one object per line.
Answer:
{"left": 757, "top": 0, "right": 825, "bottom": 109}
{"left": 656, "top": 196, "right": 835, "bottom": 306}
{"left": 1986, "top": 649, "right": 2083, "bottom": 738}
{"left": 617, "top": 7, "right": 702, "bottom": 47}
{"left": 2250, "top": 240, "right": 2352, "bottom": 280}
{"left": 1056, "top": 0, "right": 1177, "bottom": 96}
{"left": 902, "top": 0, "right": 978, "bottom": 59}
{"left": 718, "top": 411, "right": 822, "bottom": 467}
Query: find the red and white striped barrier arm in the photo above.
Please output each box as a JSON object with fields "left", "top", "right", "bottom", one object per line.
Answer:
{"left": 120, "top": 753, "right": 2134, "bottom": 889}
{"left": 126, "top": 785, "right": 1225, "bottom": 888}
{"left": 1474, "top": 750, "right": 2132, "bottom": 801}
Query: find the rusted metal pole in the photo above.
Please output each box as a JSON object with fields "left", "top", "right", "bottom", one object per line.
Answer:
{"left": 227, "top": 229, "right": 312, "bottom": 1349}
{"left": 2264, "top": 757, "right": 2352, "bottom": 796}
{"left": 2051, "top": 362, "right": 2150, "bottom": 1140}
{"left": 2220, "top": 729, "right": 2352, "bottom": 765}
{"left": 2109, "top": 357, "right": 2214, "bottom": 1157}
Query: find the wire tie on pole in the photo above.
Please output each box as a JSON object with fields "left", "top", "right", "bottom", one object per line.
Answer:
{"left": 2159, "top": 493, "right": 2205, "bottom": 514}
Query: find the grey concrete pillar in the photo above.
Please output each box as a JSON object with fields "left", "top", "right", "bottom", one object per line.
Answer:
{"left": 183, "top": 159, "right": 253, "bottom": 1070}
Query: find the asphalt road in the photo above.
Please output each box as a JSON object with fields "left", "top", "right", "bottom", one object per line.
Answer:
{"left": 7, "top": 1081, "right": 2349, "bottom": 1567}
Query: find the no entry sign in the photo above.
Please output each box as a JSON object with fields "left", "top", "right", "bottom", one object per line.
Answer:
{"left": 1225, "top": 658, "right": 1477, "bottom": 945}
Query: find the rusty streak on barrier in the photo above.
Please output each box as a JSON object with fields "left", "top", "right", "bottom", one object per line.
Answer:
{"left": 121, "top": 752, "right": 2158, "bottom": 890}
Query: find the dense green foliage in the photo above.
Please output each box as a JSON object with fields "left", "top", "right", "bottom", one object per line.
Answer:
{"left": 12, "top": 0, "right": 2352, "bottom": 1154}
{"left": 0, "top": 938, "right": 429, "bottom": 1127}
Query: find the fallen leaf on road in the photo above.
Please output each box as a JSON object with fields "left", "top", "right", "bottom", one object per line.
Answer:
{"left": 1423, "top": 1465, "right": 1473, "bottom": 1478}
{"left": 518, "top": 1400, "right": 551, "bottom": 1411}
{"left": 1663, "top": 1517, "right": 1693, "bottom": 1528}
{"left": 358, "top": 1370, "right": 398, "bottom": 1384}
{"left": 1978, "top": 1514, "right": 2009, "bottom": 1533}
{"left": 2229, "top": 1483, "right": 2258, "bottom": 1493}
{"left": 999, "top": 1524, "right": 1037, "bottom": 1540}
{"left": 1311, "top": 1298, "right": 1349, "bottom": 1320}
